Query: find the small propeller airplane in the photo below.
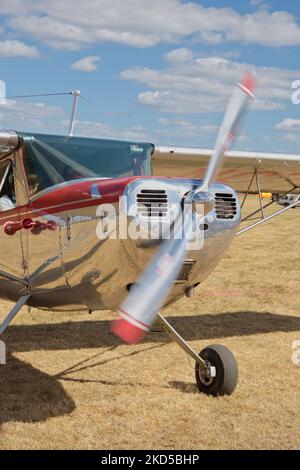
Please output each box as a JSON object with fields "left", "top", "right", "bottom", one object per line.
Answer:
{"left": 0, "top": 73, "right": 300, "bottom": 396}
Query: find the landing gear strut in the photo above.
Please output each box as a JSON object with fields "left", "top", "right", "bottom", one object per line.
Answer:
{"left": 158, "top": 313, "right": 238, "bottom": 396}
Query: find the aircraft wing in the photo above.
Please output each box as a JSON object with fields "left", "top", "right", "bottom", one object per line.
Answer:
{"left": 152, "top": 146, "right": 300, "bottom": 194}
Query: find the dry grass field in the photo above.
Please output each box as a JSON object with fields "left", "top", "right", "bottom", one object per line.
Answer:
{"left": 0, "top": 196, "right": 300, "bottom": 450}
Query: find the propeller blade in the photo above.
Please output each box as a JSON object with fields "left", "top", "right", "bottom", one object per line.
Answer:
{"left": 113, "top": 213, "right": 193, "bottom": 344}
{"left": 200, "top": 72, "right": 256, "bottom": 192}
{"left": 112, "top": 72, "right": 256, "bottom": 344}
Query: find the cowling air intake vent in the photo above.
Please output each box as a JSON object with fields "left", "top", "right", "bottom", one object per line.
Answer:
{"left": 215, "top": 193, "right": 237, "bottom": 220}
{"left": 136, "top": 189, "right": 168, "bottom": 217}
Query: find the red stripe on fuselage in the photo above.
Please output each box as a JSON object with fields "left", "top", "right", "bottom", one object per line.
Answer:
{"left": 0, "top": 176, "right": 173, "bottom": 225}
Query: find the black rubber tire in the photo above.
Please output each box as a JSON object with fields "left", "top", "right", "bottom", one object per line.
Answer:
{"left": 195, "top": 344, "right": 238, "bottom": 396}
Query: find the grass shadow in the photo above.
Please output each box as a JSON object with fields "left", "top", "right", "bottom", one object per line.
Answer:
{"left": 0, "top": 354, "right": 75, "bottom": 426}
{"left": 3, "top": 311, "right": 300, "bottom": 352}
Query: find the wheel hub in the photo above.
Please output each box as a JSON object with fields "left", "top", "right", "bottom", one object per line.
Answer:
{"left": 198, "top": 361, "right": 216, "bottom": 386}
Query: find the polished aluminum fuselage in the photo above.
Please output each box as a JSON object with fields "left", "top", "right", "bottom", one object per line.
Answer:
{"left": 0, "top": 146, "right": 241, "bottom": 312}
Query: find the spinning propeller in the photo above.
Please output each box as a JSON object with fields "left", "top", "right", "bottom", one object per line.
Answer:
{"left": 112, "top": 73, "right": 256, "bottom": 344}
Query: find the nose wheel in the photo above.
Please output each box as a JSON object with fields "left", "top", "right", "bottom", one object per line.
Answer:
{"left": 195, "top": 344, "right": 238, "bottom": 396}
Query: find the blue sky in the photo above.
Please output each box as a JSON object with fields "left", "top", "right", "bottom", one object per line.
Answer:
{"left": 1, "top": 0, "right": 300, "bottom": 153}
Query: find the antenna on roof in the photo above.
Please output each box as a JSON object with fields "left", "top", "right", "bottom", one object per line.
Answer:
{"left": 68, "top": 90, "right": 80, "bottom": 137}
{"left": 5, "top": 90, "right": 91, "bottom": 137}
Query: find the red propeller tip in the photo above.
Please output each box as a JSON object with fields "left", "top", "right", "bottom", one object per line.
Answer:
{"left": 241, "top": 72, "right": 256, "bottom": 94}
{"left": 112, "top": 318, "right": 146, "bottom": 344}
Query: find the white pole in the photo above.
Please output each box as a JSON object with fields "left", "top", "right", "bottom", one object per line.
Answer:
{"left": 68, "top": 90, "right": 80, "bottom": 136}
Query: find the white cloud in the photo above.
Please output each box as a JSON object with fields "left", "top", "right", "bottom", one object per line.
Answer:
{"left": 0, "top": 99, "right": 63, "bottom": 129}
{"left": 0, "top": 99, "right": 148, "bottom": 139}
{"left": 273, "top": 118, "right": 300, "bottom": 145}
{"left": 0, "top": 0, "right": 34, "bottom": 15}
{"left": 156, "top": 117, "right": 249, "bottom": 143}
{"left": 279, "top": 133, "right": 300, "bottom": 143}
{"left": 200, "top": 32, "right": 224, "bottom": 45}
{"left": 157, "top": 117, "right": 219, "bottom": 135}
{"left": 164, "top": 48, "right": 194, "bottom": 63}
{"left": 250, "top": 0, "right": 270, "bottom": 10}
{"left": 197, "top": 124, "right": 219, "bottom": 133}
{"left": 0, "top": 40, "right": 40, "bottom": 58}
{"left": 72, "top": 119, "right": 149, "bottom": 141}
{"left": 9, "top": 14, "right": 90, "bottom": 49}
{"left": 275, "top": 118, "right": 300, "bottom": 131}
{"left": 43, "top": 40, "right": 82, "bottom": 51}
{"left": 70, "top": 55, "right": 101, "bottom": 72}
{"left": 120, "top": 52, "right": 300, "bottom": 113}
{"left": 3, "top": 0, "right": 300, "bottom": 49}
{"left": 274, "top": 118, "right": 300, "bottom": 144}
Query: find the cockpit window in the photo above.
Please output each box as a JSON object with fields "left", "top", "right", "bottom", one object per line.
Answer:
{"left": 20, "top": 132, "right": 153, "bottom": 196}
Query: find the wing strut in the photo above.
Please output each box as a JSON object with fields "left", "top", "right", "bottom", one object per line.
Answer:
{"left": 237, "top": 196, "right": 300, "bottom": 236}
{"left": 0, "top": 293, "right": 31, "bottom": 337}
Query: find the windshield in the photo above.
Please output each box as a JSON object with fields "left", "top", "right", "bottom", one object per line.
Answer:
{"left": 20, "top": 132, "right": 153, "bottom": 196}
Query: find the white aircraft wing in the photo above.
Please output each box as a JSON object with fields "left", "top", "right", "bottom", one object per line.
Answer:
{"left": 153, "top": 146, "right": 300, "bottom": 194}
